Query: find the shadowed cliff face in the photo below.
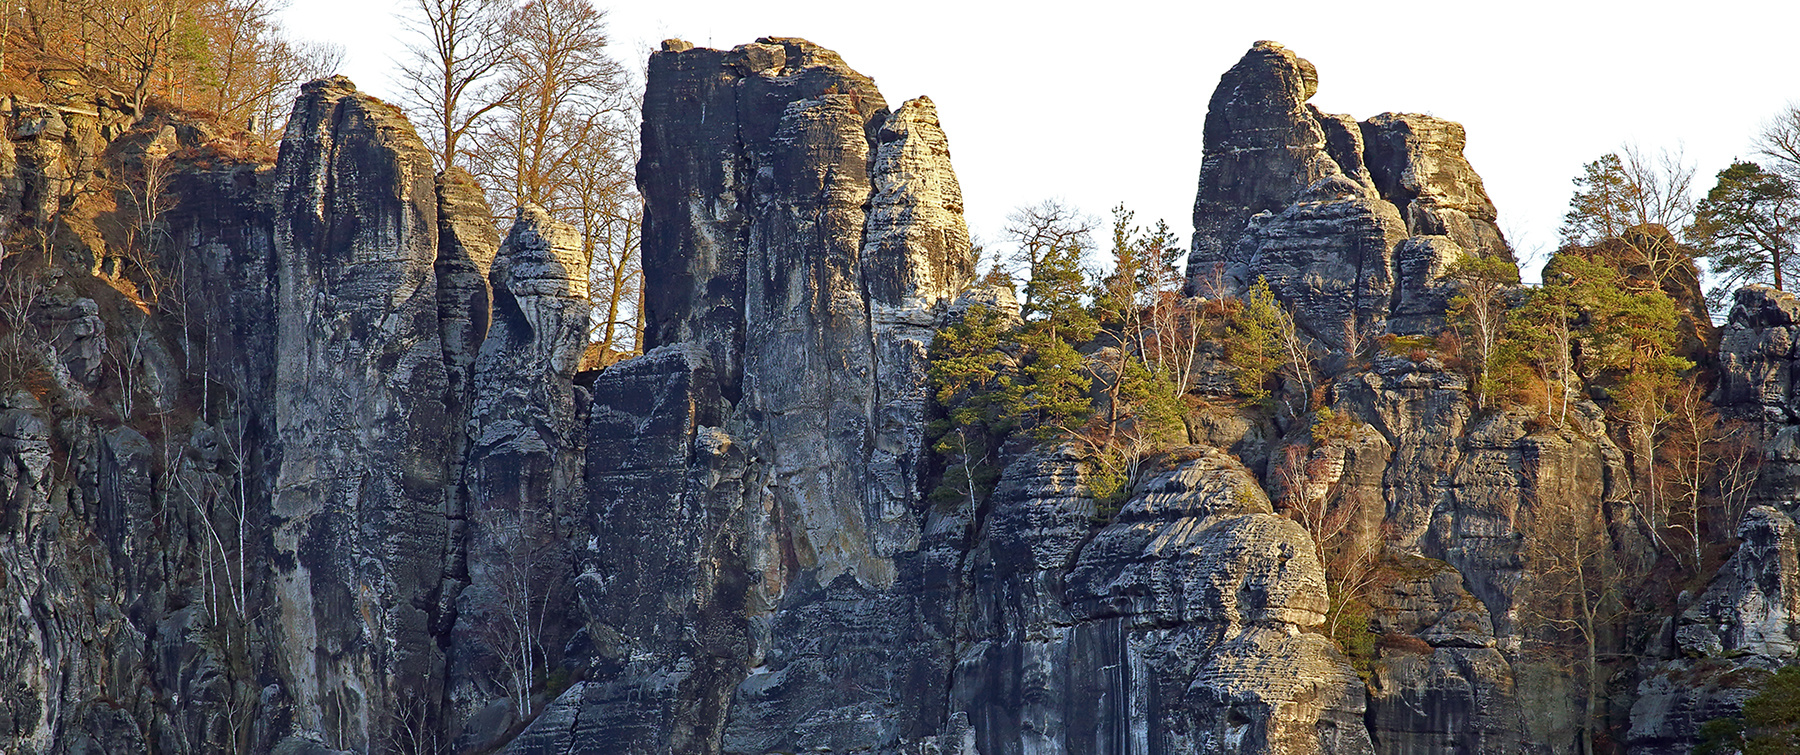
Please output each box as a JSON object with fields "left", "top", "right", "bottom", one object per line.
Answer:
{"left": 544, "top": 37, "right": 977, "bottom": 754}
{"left": 514, "top": 37, "right": 1375, "bottom": 755}
{"left": 1629, "top": 286, "right": 1800, "bottom": 754}
{"left": 267, "top": 75, "right": 455, "bottom": 750}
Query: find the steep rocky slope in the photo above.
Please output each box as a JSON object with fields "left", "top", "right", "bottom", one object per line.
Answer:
{"left": 0, "top": 73, "right": 589, "bottom": 753}
{"left": 1626, "top": 285, "right": 1800, "bottom": 754}
{"left": 0, "top": 36, "right": 1794, "bottom": 755}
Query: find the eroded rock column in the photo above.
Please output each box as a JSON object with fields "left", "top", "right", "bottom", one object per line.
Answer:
{"left": 447, "top": 206, "right": 589, "bottom": 749}
{"left": 267, "top": 76, "right": 452, "bottom": 751}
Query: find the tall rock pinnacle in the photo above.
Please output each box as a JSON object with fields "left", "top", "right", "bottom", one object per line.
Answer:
{"left": 1186, "top": 42, "right": 1514, "bottom": 348}
{"left": 517, "top": 37, "right": 976, "bottom": 753}
{"left": 1189, "top": 40, "right": 1347, "bottom": 281}
{"left": 268, "top": 75, "right": 452, "bottom": 751}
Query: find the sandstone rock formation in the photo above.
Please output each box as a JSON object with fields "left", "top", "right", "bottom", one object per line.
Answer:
{"left": 2, "top": 34, "right": 1795, "bottom": 755}
{"left": 502, "top": 37, "right": 1385, "bottom": 755}
{"left": 266, "top": 76, "right": 454, "bottom": 751}
{"left": 1628, "top": 285, "right": 1800, "bottom": 754}
{"left": 446, "top": 205, "right": 589, "bottom": 749}
{"left": 530, "top": 36, "right": 978, "bottom": 754}
{"left": 1186, "top": 42, "right": 1514, "bottom": 347}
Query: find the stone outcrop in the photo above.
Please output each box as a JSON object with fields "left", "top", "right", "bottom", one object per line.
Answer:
{"left": 529, "top": 37, "right": 976, "bottom": 754}
{"left": 266, "top": 75, "right": 454, "bottom": 751}
{"left": 1058, "top": 448, "right": 1374, "bottom": 755}
{"left": 1715, "top": 285, "right": 1800, "bottom": 501}
{"left": 1360, "top": 113, "right": 1506, "bottom": 262}
{"left": 1363, "top": 555, "right": 1523, "bottom": 755}
{"left": 1189, "top": 41, "right": 1345, "bottom": 285}
{"left": 519, "top": 37, "right": 1379, "bottom": 755}
{"left": 1231, "top": 176, "right": 1408, "bottom": 348}
{"left": 446, "top": 205, "right": 589, "bottom": 748}
{"left": 435, "top": 165, "right": 498, "bottom": 448}
{"left": 1628, "top": 285, "right": 1800, "bottom": 754}
{"left": 1186, "top": 42, "right": 1514, "bottom": 346}
{"left": 7, "top": 34, "right": 1800, "bottom": 755}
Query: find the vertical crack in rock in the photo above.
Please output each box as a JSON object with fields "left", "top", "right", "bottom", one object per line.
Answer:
{"left": 448, "top": 205, "right": 588, "bottom": 749}
{"left": 541, "top": 37, "right": 974, "bottom": 755}
{"left": 267, "top": 75, "right": 451, "bottom": 751}
{"left": 430, "top": 164, "right": 497, "bottom": 744}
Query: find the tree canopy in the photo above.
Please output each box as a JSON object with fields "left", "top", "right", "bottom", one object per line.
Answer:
{"left": 1690, "top": 160, "right": 1800, "bottom": 296}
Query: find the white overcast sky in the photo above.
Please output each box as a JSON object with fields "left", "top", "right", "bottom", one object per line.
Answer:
{"left": 284, "top": 0, "right": 1800, "bottom": 279}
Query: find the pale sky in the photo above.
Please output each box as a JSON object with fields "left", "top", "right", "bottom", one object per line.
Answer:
{"left": 284, "top": 0, "right": 1800, "bottom": 280}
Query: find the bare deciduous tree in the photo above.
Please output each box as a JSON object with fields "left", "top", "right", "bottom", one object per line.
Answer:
{"left": 1756, "top": 103, "right": 1800, "bottom": 186}
{"left": 475, "top": 505, "right": 555, "bottom": 721}
{"left": 472, "top": 0, "right": 630, "bottom": 213}
{"left": 1562, "top": 145, "right": 1698, "bottom": 286}
{"left": 1658, "top": 377, "right": 1717, "bottom": 572}
{"left": 1713, "top": 421, "right": 1764, "bottom": 536}
{"left": 10, "top": 0, "right": 338, "bottom": 129}
{"left": 1005, "top": 199, "right": 1093, "bottom": 315}
{"left": 569, "top": 110, "right": 641, "bottom": 360}
{"left": 1272, "top": 439, "right": 1381, "bottom": 639}
{"left": 396, "top": 0, "right": 511, "bottom": 170}
{"left": 1520, "top": 490, "right": 1627, "bottom": 755}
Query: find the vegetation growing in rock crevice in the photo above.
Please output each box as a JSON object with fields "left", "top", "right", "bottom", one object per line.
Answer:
{"left": 1221, "top": 276, "right": 1311, "bottom": 415}
{"left": 927, "top": 203, "right": 1191, "bottom": 516}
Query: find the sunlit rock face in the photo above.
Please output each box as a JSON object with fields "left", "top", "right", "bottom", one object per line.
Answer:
{"left": 532, "top": 36, "right": 978, "bottom": 754}
{"left": 1630, "top": 286, "right": 1800, "bottom": 755}
{"left": 510, "top": 37, "right": 1376, "bottom": 755}
{"left": 1186, "top": 41, "right": 1514, "bottom": 347}
{"left": 12, "top": 32, "right": 1800, "bottom": 755}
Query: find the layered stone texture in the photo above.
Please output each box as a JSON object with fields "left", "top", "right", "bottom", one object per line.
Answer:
{"left": 531, "top": 37, "right": 976, "bottom": 754}
{"left": 1056, "top": 448, "right": 1373, "bottom": 755}
{"left": 1363, "top": 555, "right": 1524, "bottom": 755}
{"left": 267, "top": 75, "right": 455, "bottom": 750}
{"left": 446, "top": 206, "right": 590, "bottom": 747}
{"left": 1715, "top": 285, "right": 1800, "bottom": 499}
{"left": 1189, "top": 41, "right": 1344, "bottom": 282}
{"left": 9, "top": 34, "right": 1800, "bottom": 755}
{"left": 1360, "top": 113, "right": 1506, "bottom": 261}
{"left": 435, "top": 165, "right": 499, "bottom": 442}
{"left": 1629, "top": 285, "right": 1800, "bottom": 754}
{"left": 1231, "top": 175, "right": 1408, "bottom": 347}
{"left": 1186, "top": 42, "right": 1514, "bottom": 346}
{"left": 1178, "top": 41, "right": 1685, "bottom": 755}
{"left": 521, "top": 37, "right": 1376, "bottom": 755}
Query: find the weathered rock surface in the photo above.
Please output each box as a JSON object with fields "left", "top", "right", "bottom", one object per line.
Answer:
{"left": 1363, "top": 555, "right": 1524, "bottom": 755}
{"left": 1186, "top": 42, "right": 1511, "bottom": 348}
{"left": 435, "top": 165, "right": 498, "bottom": 441}
{"left": 1715, "top": 285, "right": 1800, "bottom": 500}
{"left": 515, "top": 38, "right": 1383, "bottom": 755}
{"left": 1360, "top": 113, "right": 1507, "bottom": 263}
{"left": 521, "top": 37, "right": 975, "bottom": 754}
{"left": 267, "top": 75, "right": 453, "bottom": 751}
{"left": 8, "top": 35, "right": 1798, "bottom": 755}
{"left": 1626, "top": 284, "right": 1800, "bottom": 754}
{"left": 1059, "top": 449, "right": 1373, "bottom": 755}
{"left": 1678, "top": 506, "right": 1800, "bottom": 660}
{"left": 1189, "top": 40, "right": 1345, "bottom": 290}
{"left": 1232, "top": 176, "right": 1407, "bottom": 348}
{"left": 446, "top": 205, "right": 589, "bottom": 748}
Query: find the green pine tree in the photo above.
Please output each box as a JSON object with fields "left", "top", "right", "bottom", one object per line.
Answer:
{"left": 1689, "top": 160, "right": 1800, "bottom": 303}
